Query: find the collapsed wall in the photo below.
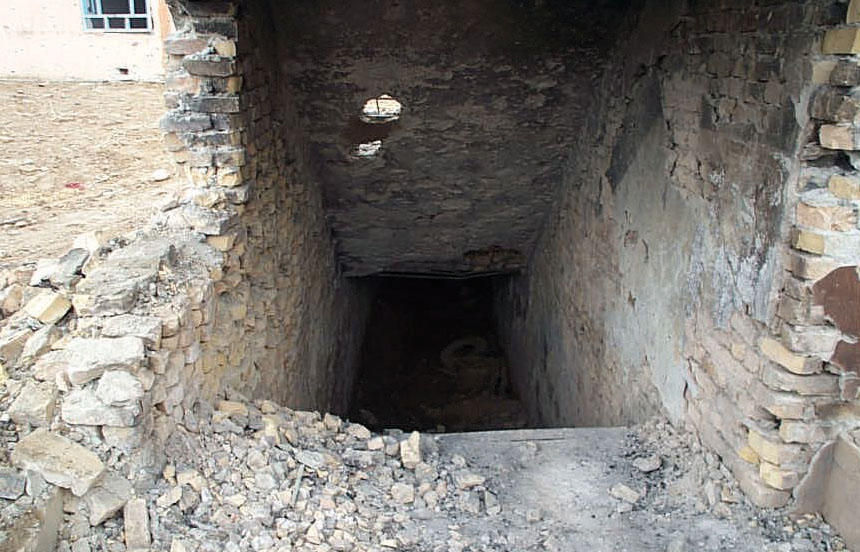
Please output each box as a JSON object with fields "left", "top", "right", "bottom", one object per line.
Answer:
{"left": 0, "top": 0, "right": 370, "bottom": 499}
{"left": 495, "top": 0, "right": 860, "bottom": 509}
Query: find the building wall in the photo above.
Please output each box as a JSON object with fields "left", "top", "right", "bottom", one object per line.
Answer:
{"left": 495, "top": 0, "right": 857, "bottom": 508}
{"left": 156, "top": 0, "right": 372, "bottom": 414}
{"left": 0, "top": 0, "right": 171, "bottom": 81}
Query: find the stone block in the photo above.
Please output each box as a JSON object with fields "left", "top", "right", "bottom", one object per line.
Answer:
{"left": 778, "top": 294, "right": 825, "bottom": 326}
{"left": 757, "top": 384, "right": 815, "bottom": 420}
{"left": 156, "top": 309, "right": 181, "bottom": 338}
{"left": 820, "top": 124, "right": 860, "bottom": 150}
{"left": 187, "top": 95, "right": 240, "bottom": 114}
{"left": 206, "top": 234, "right": 236, "bottom": 252}
{"left": 226, "top": 76, "right": 243, "bottom": 94}
{"left": 759, "top": 337, "right": 822, "bottom": 375}
{"left": 183, "top": 1, "right": 236, "bottom": 17}
{"left": 400, "top": 431, "right": 422, "bottom": 469}
{"left": 8, "top": 382, "right": 57, "bottom": 427}
{"left": 828, "top": 174, "right": 860, "bottom": 200}
{"left": 214, "top": 146, "right": 245, "bottom": 167}
{"left": 811, "top": 87, "right": 860, "bottom": 123}
{"left": 102, "top": 424, "right": 147, "bottom": 453}
{"left": 792, "top": 229, "right": 825, "bottom": 255}
{"left": 124, "top": 497, "right": 152, "bottom": 549}
{"left": 786, "top": 251, "right": 839, "bottom": 281}
{"left": 29, "top": 259, "right": 59, "bottom": 287}
{"left": 183, "top": 55, "right": 236, "bottom": 77}
{"left": 20, "top": 325, "right": 61, "bottom": 365}
{"left": 823, "top": 28, "right": 860, "bottom": 54}
{"left": 23, "top": 293, "right": 72, "bottom": 325}
{"left": 101, "top": 315, "right": 162, "bottom": 348}
{"left": 164, "top": 37, "right": 209, "bottom": 56}
{"left": 193, "top": 17, "right": 237, "bottom": 38}
{"left": 817, "top": 233, "right": 860, "bottom": 266}
{"left": 96, "top": 371, "right": 145, "bottom": 406}
{"left": 849, "top": 0, "right": 860, "bottom": 24}
{"left": 11, "top": 428, "right": 105, "bottom": 496}
{"left": 759, "top": 461, "right": 800, "bottom": 490}
{"left": 779, "top": 421, "right": 827, "bottom": 444}
{"left": 840, "top": 373, "right": 860, "bottom": 400}
{"left": 0, "top": 326, "right": 33, "bottom": 366}
{"left": 212, "top": 39, "right": 236, "bottom": 57}
{"left": 167, "top": 204, "right": 233, "bottom": 235}
{"left": 61, "top": 336, "right": 145, "bottom": 386}
{"left": 49, "top": 248, "right": 89, "bottom": 288}
{"left": 830, "top": 60, "right": 860, "bottom": 87}
{"left": 84, "top": 471, "right": 133, "bottom": 526}
{"left": 160, "top": 111, "right": 212, "bottom": 133}
{"left": 780, "top": 325, "right": 841, "bottom": 356}
{"left": 165, "top": 71, "right": 201, "bottom": 96}
{"left": 216, "top": 399, "right": 247, "bottom": 417}
{"left": 761, "top": 363, "right": 840, "bottom": 396}
{"left": 738, "top": 445, "right": 760, "bottom": 464}
{"left": 0, "top": 282, "right": 23, "bottom": 315}
{"left": 62, "top": 388, "right": 139, "bottom": 427}
{"left": 32, "top": 350, "right": 67, "bottom": 382}
{"left": 748, "top": 429, "right": 807, "bottom": 466}
{"left": 734, "top": 459, "right": 791, "bottom": 508}
{"left": 73, "top": 251, "right": 162, "bottom": 316}
{"left": 796, "top": 202, "right": 856, "bottom": 232}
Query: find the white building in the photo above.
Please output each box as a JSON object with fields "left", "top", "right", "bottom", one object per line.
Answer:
{"left": 0, "top": 0, "right": 172, "bottom": 81}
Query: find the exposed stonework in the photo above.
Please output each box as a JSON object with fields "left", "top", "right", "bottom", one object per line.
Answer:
{"left": 493, "top": 0, "right": 860, "bottom": 515}
{"left": 0, "top": 0, "right": 859, "bottom": 549}
{"left": 158, "top": 0, "right": 371, "bottom": 414}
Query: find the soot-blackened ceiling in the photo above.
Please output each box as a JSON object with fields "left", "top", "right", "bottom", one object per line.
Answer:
{"left": 275, "top": 0, "right": 628, "bottom": 276}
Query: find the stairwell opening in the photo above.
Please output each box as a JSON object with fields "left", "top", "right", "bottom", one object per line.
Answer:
{"left": 161, "top": 0, "right": 860, "bottom": 518}
{"left": 349, "top": 275, "right": 527, "bottom": 433}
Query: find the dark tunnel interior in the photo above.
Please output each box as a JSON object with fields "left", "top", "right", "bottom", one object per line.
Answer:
{"left": 349, "top": 276, "right": 528, "bottom": 433}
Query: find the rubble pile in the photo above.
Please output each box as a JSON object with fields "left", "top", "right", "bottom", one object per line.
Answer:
{"left": 69, "top": 398, "right": 502, "bottom": 552}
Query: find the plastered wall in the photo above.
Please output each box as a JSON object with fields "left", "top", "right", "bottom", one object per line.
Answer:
{"left": 0, "top": 0, "right": 171, "bottom": 81}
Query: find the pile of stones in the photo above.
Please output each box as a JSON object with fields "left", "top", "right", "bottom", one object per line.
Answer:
{"left": 57, "top": 395, "right": 499, "bottom": 552}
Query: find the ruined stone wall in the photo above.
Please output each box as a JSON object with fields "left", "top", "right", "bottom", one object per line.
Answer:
{"left": 496, "top": 0, "right": 859, "bottom": 507}
{"left": 158, "top": 0, "right": 370, "bottom": 414}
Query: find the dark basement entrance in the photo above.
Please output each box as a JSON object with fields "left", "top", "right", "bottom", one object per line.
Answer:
{"left": 349, "top": 276, "right": 528, "bottom": 433}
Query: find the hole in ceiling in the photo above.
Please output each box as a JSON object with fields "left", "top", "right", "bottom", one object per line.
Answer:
{"left": 352, "top": 140, "right": 383, "bottom": 158}
{"left": 360, "top": 94, "right": 402, "bottom": 124}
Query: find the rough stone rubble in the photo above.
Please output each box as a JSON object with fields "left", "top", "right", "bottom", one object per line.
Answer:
{"left": 1, "top": 381, "right": 853, "bottom": 551}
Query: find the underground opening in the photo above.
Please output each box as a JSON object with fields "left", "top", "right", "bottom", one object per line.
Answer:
{"left": 349, "top": 275, "right": 527, "bottom": 433}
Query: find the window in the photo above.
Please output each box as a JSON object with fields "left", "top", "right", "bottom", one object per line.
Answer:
{"left": 82, "top": 0, "right": 151, "bottom": 32}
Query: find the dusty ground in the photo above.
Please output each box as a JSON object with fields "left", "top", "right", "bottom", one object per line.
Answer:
{"left": 0, "top": 80, "right": 175, "bottom": 271}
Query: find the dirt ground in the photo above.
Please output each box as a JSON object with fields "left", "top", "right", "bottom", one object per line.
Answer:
{"left": 0, "top": 80, "right": 175, "bottom": 271}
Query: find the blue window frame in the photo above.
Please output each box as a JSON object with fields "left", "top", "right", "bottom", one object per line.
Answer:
{"left": 82, "top": 0, "right": 152, "bottom": 32}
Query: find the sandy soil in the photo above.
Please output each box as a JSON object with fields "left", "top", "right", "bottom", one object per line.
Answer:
{"left": 0, "top": 80, "right": 176, "bottom": 270}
